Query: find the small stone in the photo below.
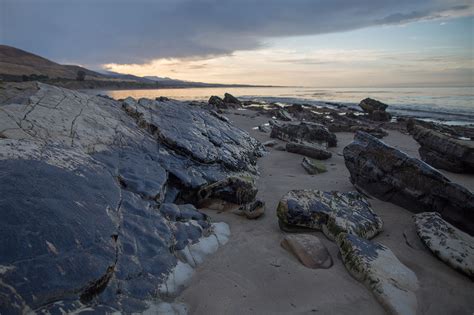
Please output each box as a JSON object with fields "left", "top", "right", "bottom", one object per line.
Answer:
{"left": 286, "top": 142, "right": 332, "bottom": 160}
{"left": 262, "top": 140, "right": 278, "bottom": 147}
{"left": 233, "top": 199, "right": 265, "bottom": 219}
{"left": 301, "top": 157, "right": 327, "bottom": 175}
{"left": 281, "top": 234, "right": 333, "bottom": 269}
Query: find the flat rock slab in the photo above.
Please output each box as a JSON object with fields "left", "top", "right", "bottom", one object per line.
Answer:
{"left": 281, "top": 234, "right": 333, "bottom": 269}
{"left": 343, "top": 131, "right": 474, "bottom": 234}
{"left": 286, "top": 142, "right": 332, "bottom": 160}
{"left": 414, "top": 212, "right": 474, "bottom": 279}
{"left": 337, "top": 233, "right": 419, "bottom": 315}
{"left": 277, "top": 190, "right": 383, "bottom": 240}
{"left": 270, "top": 121, "right": 337, "bottom": 147}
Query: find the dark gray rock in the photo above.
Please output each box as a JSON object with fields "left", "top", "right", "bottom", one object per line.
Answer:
{"left": 234, "top": 199, "right": 265, "bottom": 219}
{"left": 270, "top": 121, "right": 337, "bottom": 147}
{"left": 350, "top": 125, "right": 388, "bottom": 138}
{"left": 359, "top": 98, "right": 388, "bottom": 113}
{"left": 343, "top": 132, "right": 474, "bottom": 234}
{"left": 277, "top": 190, "right": 383, "bottom": 241}
{"left": 276, "top": 109, "right": 292, "bottom": 121}
{"left": 0, "top": 83, "right": 259, "bottom": 313}
{"left": 258, "top": 124, "right": 272, "bottom": 133}
{"left": 286, "top": 142, "right": 332, "bottom": 160}
{"left": 369, "top": 110, "right": 392, "bottom": 122}
{"left": 408, "top": 123, "right": 474, "bottom": 173}
{"left": 223, "top": 93, "right": 241, "bottom": 105}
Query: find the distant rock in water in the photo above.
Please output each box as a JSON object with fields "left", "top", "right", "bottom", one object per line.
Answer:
{"left": 359, "top": 98, "right": 388, "bottom": 113}
{"left": 0, "top": 82, "right": 262, "bottom": 313}
{"left": 414, "top": 212, "right": 474, "bottom": 279}
{"left": 408, "top": 122, "right": 474, "bottom": 173}
{"left": 358, "top": 98, "right": 391, "bottom": 122}
{"left": 270, "top": 121, "right": 337, "bottom": 147}
{"left": 223, "top": 92, "right": 241, "bottom": 105}
{"left": 343, "top": 131, "right": 474, "bottom": 234}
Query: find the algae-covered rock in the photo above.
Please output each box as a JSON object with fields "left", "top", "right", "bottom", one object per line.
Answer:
{"left": 197, "top": 176, "right": 258, "bottom": 206}
{"left": 414, "top": 212, "right": 474, "bottom": 279}
{"left": 301, "top": 157, "right": 327, "bottom": 175}
{"left": 233, "top": 199, "right": 265, "bottom": 219}
{"left": 277, "top": 190, "right": 383, "bottom": 240}
{"left": 336, "top": 233, "right": 419, "bottom": 315}
{"left": 281, "top": 234, "right": 333, "bottom": 269}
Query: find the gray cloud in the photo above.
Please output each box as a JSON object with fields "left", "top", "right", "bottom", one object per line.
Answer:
{"left": 1, "top": 0, "right": 472, "bottom": 66}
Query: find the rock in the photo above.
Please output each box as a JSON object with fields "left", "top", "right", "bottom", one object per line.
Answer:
{"left": 276, "top": 109, "right": 292, "bottom": 121}
{"left": 336, "top": 233, "right": 419, "bottom": 315}
{"left": 271, "top": 121, "right": 337, "bottom": 147}
{"left": 359, "top": 98, "right": 388, "bottom": 113}
{"left": 0, "top": 83, "right": 262, "bottom": 313}
{"left": 301, "top": 157, "right": 327, "bottom": 174}
{"left": 233, "top": 199, "right": 265, "bottom": 219}
{"left": 369, "top": 110, "right": 392, "bottom": 122}
{"left": 208, "top": 95, "right": 225, "bottom": 108}
{"left": 277, "top": 190, "right": 383, "bottom": 241}
{"left": 274, "top": 144, "right": 286, "bottom": 151}
{"left": 223, "top": 93, "right": 241, "bottom": 105}
{"left": 258, "top": 124, "right": 272, "bottom": 133}
{"left": 350, "top": 125, "right": 388, "bottom": 138}
{"left": 210, "top": 110, "right": 230, "bottom": 123}
{"left": 414, "top": 212, "right": 474, "bottom": 278}
{"left": 281, "top": 234, "right": 333, "bottom": 269}
{"left": 343, "top": 132, "right": 474, "bottom": 234}
{"left": 156, "top": 96, "right": 170, "bottom": 102}
{"left": 262, "top": 140, "right": 278, "bottom": 147}
{"left": 286, "top": 142, "right": 332, "bottom": 160}
{"left": 408, "top": 123, "right": 474, "bottom": 173}
{"left": 197, "top": 176, "right": 258, "bottom": 206}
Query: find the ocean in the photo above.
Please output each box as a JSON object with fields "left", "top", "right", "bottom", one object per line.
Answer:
{"left": 96, "top": 86, "right": 474, "bottom": 126}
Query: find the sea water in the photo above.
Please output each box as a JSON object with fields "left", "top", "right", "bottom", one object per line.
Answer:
{"left": 96, "top": 86, "right": 474, "bottom": 125}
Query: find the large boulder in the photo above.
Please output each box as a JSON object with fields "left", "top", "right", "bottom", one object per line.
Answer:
{"left": 337, "top": 233, "right": 419, "bottom": 315}
{"left": 408, "top": 123, "right": 474, "bottom": 173}
{"left": 0, "top": 83, "right": 261, "bottom": 313}
{"left": 270, "top": 121, "right": 337, "bottom": 147}
{"left": 343, "top": 132, "right": 474, "bottom": 234}
{"left": 359, "top": 98, "right": 388, "bottom": 113}
{"left": 277, "top": 190, "right": 383, "bottom": 241}
{"left": 414, "top": 212, "right": 474, "bottom": 278}
{"left": 286, "top": 142, "right": 332, "bottom": 160}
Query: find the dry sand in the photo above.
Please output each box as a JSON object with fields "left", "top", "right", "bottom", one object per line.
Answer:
{"left": 179, "top": 109, "right": 474, "bottom": 315}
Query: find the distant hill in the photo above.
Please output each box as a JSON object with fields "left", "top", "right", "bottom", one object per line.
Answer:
{"left": 0, "top": 45, "right": 105, "bottom": 80}
{"left": 0, "top": 45, "right": 271, "bottom": 89}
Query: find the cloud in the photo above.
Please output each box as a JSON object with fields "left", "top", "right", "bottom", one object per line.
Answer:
{"left": 1, "top": 0, "right": 473, "bottom": 66}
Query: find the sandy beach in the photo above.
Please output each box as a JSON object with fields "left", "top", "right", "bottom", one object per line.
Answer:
{"left": 179, "top": 109, "right": 474, "bottom": 315}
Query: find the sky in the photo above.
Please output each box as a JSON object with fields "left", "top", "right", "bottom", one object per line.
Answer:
{"left": 1, "top": 0, "right": 473, "bottom": 87}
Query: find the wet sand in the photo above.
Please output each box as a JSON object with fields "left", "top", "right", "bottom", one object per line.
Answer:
{"left": 179, "top": 109, "right": 474, "bottom": 315}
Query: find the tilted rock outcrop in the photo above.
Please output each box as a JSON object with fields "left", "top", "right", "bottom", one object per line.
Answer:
{"left": 270, "top": 121, "right": 337, "bottom": 148}
{"left": 343, "top": 131, "right": 474, "bottom": 234}
{"left": 408, "top": 123, "right": 474, "bottom": 173}
{"left": 0, "top": 82, "right": 262, "bottom": 313}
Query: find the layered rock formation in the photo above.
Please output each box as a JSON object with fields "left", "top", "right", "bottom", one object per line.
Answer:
{"left": 0, "top": 83, "right": 262, "bottom": 313}
{"left": 358, "top": 98, "right": 391, "bottom": 122}
{"left": 270, "top": 121, "right": 337, "bottom": 147}
{"left": 408, "top": 123, "right": 474, "bottom": 173}
{"left": 343, "top": 132, "right": 474, "bottom": 234}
